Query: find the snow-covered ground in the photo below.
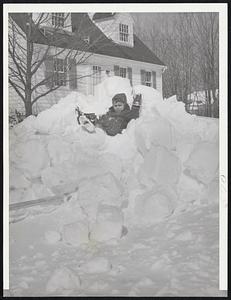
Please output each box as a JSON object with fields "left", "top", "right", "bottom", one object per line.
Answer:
{"left": 8, "top": 77, "right": 224, "bottom": 297}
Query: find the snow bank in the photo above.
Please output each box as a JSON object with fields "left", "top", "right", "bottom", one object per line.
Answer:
{"left": 9, "top": 76, "right": 219, "bottom": 238}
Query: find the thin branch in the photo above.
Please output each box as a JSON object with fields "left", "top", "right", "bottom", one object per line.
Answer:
{"left": 9, "top": 79, "right": 25, "bottom": 102}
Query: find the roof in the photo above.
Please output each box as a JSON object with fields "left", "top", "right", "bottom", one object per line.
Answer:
{"left": 10, "top": 13, "right": 165, "bottom": 66}
{"left": 92, "top": 13, "right": 116, "bottom": 21}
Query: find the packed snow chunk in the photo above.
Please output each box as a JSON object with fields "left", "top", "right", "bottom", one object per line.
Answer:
{"left": 94, "top": 76, "right": 133, "bottom": 112}
{"left": 98, "top": 153, "right": 123, "bottom": 180}
{"left": 135, "top": 114, "right": 177, "bottom": 154}
{"left": 133, "top": 190, "right": 175, "bottom": 225}
{"left": 46, "top": 267, "right": 81, "bottom": 293}
{"left": 175, "top": 141, "right": 195, "bottom": 164}
{"left": 157, "top": 100, "right": 196, "bottom": 135}
{"left": 34, "top": 92, "right": 82, "bottom": 134}
{"left": 138, "top": 145, "right": 181, "bottom": 187}
{"left": 90, "top": 205, "right": 124, "bottom": 242}
{"left": 45, "top": 230, "right": 61, "bottom": 244}
{"left": 177, "top": 173, "right": 203, "bottom": 204}
{"left": 200, "top": 177, "right": 219, "bottom": 204}
{"left": 62, "top": 221, "right": 89, "bottom": 247}
{"left": 9, "top": 164, "right": 31, "bottom": 189}
{"left": 10, "top": 138, "right": 50, "bottom": 179}
{"left": 81, "top": 257, "right": 111, "bottom": 274}
{"left": 41, "top": 164, "right": 79, "bottom": 195}
{"left": 133, "top": 85, "right": 163, "bottom": 114}
{"left": 47, "top": 136, "right": 75, "bottom": 166}
{"left": 105, "top": 130, "right": 137, "bottom": 162}
{"left": 41, "top": 153, "right": 119, "bottom": 195}
{"left": 78, "top": 127, "right": 107, "bottom": 155}
{"left": 184, "top": 142, "right": 219, "bottom": 184}
{"left": 12, "top": 115, "right": 37, "bottom": 136}
{"left": 77, "top": 173, "right": 124, "bottom": 212}
{"left": 196, "top": 117, "right": 219, "bottom": 142}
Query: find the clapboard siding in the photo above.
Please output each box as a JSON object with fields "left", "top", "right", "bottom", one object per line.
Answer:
{"left": 9, "top": 45, "right": 164, "bottom": 115}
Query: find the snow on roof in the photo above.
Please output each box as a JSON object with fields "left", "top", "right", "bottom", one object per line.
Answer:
{"left": 10, "top": 13, "right": 165, "bottom": 66}
{"left": 92, "top": 13, "right": 116, "bottom": 21}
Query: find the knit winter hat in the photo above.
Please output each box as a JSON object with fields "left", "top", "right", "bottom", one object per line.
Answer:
{"left": 112, "top": 93, "right": 127, "bottom": 104}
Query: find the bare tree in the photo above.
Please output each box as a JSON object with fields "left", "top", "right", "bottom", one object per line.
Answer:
{"left": 9, "top": 13, "right": 109, "bottom": 117}
{"left": 191, "top": 12, "right": 219, "bottom": 116}
{"left": 133, "top": 12, "right": 219, "bottom": 115}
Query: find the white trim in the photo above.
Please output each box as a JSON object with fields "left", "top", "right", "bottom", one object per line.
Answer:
{"left": 3, "top": 3, "right": 227, "bottom": 13}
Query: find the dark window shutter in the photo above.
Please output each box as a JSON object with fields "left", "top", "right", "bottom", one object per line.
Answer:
{"left": 152, "top": 71, "right": 156, "bottom": 89}
{"left": 114, "top": 65, "right": 120, "bottom": 76}
{"left": 127, "top": 67, "right": 132, "bottom": 85}
{"left": 68, "top": 58, "right": 77, "bottom": 89}
{"left": 141, "top": 69, "right": 146, "bottom": 85}
{"left": 44, "top": 56, "right": 54, "bottom": 88}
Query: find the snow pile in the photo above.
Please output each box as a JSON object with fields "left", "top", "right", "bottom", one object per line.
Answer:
{"left": 46, "top": 267, "right": 81, "bottom": 294}
{"left": 9, "top": 76, "right": 219, "bottom": 244}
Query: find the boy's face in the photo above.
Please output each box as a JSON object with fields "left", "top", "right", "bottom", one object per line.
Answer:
{"left": 113, "top": 101, "right": 125, "bottom": 113}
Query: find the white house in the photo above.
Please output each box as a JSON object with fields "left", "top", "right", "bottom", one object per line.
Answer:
{"left": 9, "top": 12, "right": 166, "bottom": 114}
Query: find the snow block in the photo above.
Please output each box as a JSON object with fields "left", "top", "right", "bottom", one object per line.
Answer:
{"left": 176, "top": 141, "right": 195, "bottom": 164}
{"left": 138, "top": 145, "right": 181, "bottom": 187}
{"left": 12, "top": 115, "right": 37, "bottom": 136}
{"left": 62, "top": 221, "right": 89, "bottom": 247}
{"left": 81, "top": 257, "right": 111, "bottom": 274}
{"left": 46, "top": 267, "right": 81, "bottom": 293}
{"left": 200, "top": 177, "right": 219, "bottom": 204}
{"left": 135, "top": 115, "right": 176, "bottom": 154}
{"left": 78, "top": 173, "right": 123, "bottom": 206}
{"left": 134, "top": 190, "right": 175, "bottom": 225}
{"left": 184, "top": 142, "right": 219, "bottom": 184}
{"left": 90, "top": 205, "right": 124, "bottom": 242}
{"left": 10, "top": 138, "right": 50, "bottom": 179}
{"left": 133, "top": 85, "right": 163, "bottom": 114}
{"left": 98, "top": 153, "right": 123, "bottom": 180}
{"left": 177, "top": 173, "right": 203, "bottom": 204}
{"left": 10, "top": 164, "right": 31, "bottom": 189}
{"left": 34, "top": 100, "right": 77, "bottom": 135}
{"left": 47, "top": 137, "right": 75, "bottom": 166}
{"left": 41, "top": 164, "right": 79, "bottom": 195}
{"left": 41, "top": 155, "right": 117, "bottom": 195}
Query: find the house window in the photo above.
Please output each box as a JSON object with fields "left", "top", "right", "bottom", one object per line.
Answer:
{"left": 53, "top": 58, "right": 67, "bottom": 86}
{"left": 51, "top": 13, "right": 65, "bottom": 28}
{"left": 119, "top": 67, "right": 127, "bottom": 78}
{"left": 92, "top": 65, "right": 102, "bottom": 86}
{"left": 119, "top": 23, "right": 129, "bottom": 42}
{"left": 145, "top": 71, "right": 152, "bottom": 87}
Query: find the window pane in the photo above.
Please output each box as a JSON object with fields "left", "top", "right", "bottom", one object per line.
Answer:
{"left": 119, "top": 67, "right": 126, "bottom": 78}
{"left": 119, "top": 23, "right": 129, "bottom": 42}
{"left": 51, "top": 13, "right": 65, "bottom": 28}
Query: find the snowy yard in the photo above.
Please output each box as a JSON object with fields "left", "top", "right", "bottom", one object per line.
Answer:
{"left": 8, "top": 77, "right": 224, "bottom": 297}
{"left": 9, "top": 202, "right": 221, "bottom": 297}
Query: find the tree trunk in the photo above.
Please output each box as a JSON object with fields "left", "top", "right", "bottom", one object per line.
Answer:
{"left": 25, "top": 99, "right": 32, "bottom": 117}
{"left": 25, "top": 13, "right": 33, "bottom": 117}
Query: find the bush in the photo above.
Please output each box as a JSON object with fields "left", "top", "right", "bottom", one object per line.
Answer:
{"left": 9, "top": 110, "right": 25, "bottom": 128}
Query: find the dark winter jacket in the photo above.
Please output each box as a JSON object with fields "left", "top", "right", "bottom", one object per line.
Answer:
{"left": 97, "top": 103, "right": 140, "bottom": 136}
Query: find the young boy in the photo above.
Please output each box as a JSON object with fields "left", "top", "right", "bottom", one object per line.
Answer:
{"left": 96, "top": 93, "right": 141, "bottom": 136}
